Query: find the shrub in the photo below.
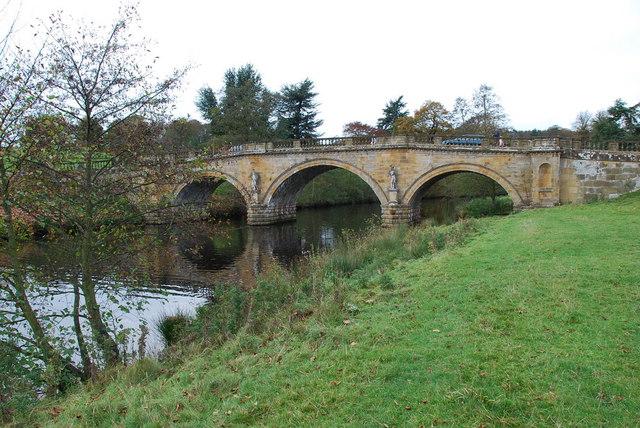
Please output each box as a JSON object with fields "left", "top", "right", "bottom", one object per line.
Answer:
{"left": 463, "top": 196, "right": 513, "bottom": 218}
{"left": 155, "top": 310, "right": 191, "bottom": 347}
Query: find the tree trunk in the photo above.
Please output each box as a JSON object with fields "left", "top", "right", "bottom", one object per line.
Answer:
{"left": 80, "top": 154, "right": 121, "bottom": 367}
{"left": 0, "top": 162, "right": 85, "bottom": 384}
{"left": 72, "top": 279, "right": 95, "bottom": 378}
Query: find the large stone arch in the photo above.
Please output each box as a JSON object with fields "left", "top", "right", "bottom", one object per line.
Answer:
{"left": 248, "top": 159, "right": 388, "bottom": 225}
{"left": 174, "top": 171, "right": 252, "bottom": 207}
{"left": 262, "top": 158, "right": 389, "bottom": 206}
{"left": 403, "top": 163, "right": 524, "bottom": 217}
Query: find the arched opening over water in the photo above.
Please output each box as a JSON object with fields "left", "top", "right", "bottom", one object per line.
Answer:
{"left": 406, "top": 166, "right": 519, "bottom": 222}
{"left": 264, "top": 160, "right": 387, "bottom": 220}
{"left": 266, "top": 165, "right": 383, "bottom": 257}
{"left": 175, "top": 175, "right": 249, "bottom": 217}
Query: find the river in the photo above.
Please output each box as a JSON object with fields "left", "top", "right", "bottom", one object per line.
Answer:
{"left": 4, "top": 199, "right": 465, "bottom": 354}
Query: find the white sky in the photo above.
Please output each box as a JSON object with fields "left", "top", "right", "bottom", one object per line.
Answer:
{"left": 5, "top": 0, "right": 640, "bottom": 137}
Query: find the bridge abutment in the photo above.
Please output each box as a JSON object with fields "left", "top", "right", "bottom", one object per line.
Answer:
{"left": 247, "top": 203, "right": 297, "bottom": 226}
{"left": 381, "top": 203, "right": 414, "bottom": 226}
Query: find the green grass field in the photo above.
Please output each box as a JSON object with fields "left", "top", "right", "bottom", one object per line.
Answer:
{"left": 23, "top": 193, "right": 640, "bottom": 427}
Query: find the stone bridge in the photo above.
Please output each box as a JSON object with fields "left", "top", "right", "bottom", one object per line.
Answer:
{"left": 169, "top": 136, "right": 640, "bottom": 226}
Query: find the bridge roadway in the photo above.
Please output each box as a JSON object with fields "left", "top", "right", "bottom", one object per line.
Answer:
{"left": 169, "top": 135, "right": 640, "bottom": 226}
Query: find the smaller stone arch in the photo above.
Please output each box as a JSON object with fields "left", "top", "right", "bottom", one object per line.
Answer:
{"left": 174, "top": 171, "right": 252, "bottom": 208}
{"left": 403, "top": 163, "right": 525, "bottom": 221}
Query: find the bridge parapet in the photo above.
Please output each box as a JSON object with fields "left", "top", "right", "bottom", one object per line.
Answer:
{"left": 159, "top": 136, "right": 640, "bottom": 162}
{"left": 556, "top": 139, "right": 640, "bottom": 153}
{"left": 201, "top": 135, "right": 576, "bottom": 159}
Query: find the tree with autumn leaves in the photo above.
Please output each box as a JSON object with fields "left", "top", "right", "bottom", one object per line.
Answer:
{"left": 344, "top": 85, "right": 509, "bottom": 137}
{"left": 1, "top": 5, "right": 189, "bottom": 405}
{"left": 394, "top": 101, "right": 453, "bottom": 135}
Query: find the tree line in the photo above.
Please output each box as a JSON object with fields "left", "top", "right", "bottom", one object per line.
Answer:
{"left": 343, "top": 84, "right": 508, "bottom": 138}
{"left": 573, "top": 99, "right": 640, "bottom": 141}
{"left": 190, "top": 65, "right": 323, "bottom": 147}
{"left": 167, "top": 73, "right": 639, "bottom": 152}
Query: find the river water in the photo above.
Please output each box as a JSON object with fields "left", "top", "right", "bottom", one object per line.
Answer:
{"left": 5, "top": 200, "right": 463, "bottom": 354}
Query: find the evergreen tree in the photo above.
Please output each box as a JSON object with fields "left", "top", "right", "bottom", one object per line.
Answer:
{"left": 377, "top": 96, "right": 409, "bottom": 132}
{"left": 275, "top": 78, "right": 323, "bottom": 139}
{"left": 218, "top": 64, "right": 274, "bottom": 143}
{"left": 195, "top": 86, "right": 217, "bottom": 121}
{"left": 607, "top": 99, "right": 639, "bottom": 136}
{"left": 591, "top": 111, "right": 625, "bottom": 141}
{"left": 195, "top": 86, "right": 221, "bottom": 136}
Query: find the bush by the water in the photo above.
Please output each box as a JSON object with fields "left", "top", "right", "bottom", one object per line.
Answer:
{"left": 460, "top": 195, "right": 513, "bottom": 218}
{"left": 155, "top": 311, "right": 191, "bottom": 347}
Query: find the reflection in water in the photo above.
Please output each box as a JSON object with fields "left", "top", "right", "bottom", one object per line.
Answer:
{"left": 13, "top": 201, "right": 463, "bottom": 298}
{"left": 146, "top": 203, "right": 382, "bottom": 291}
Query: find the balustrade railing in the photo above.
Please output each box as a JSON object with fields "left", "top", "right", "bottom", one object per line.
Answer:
{"left": 195, "top": 135, "right": 640, "bottom": 158}
{"left": 556, "top": 139, "right": 640, "bottom": 152}
{"left": 618, "top": 141, "right": 640, "bottom": 152}
{"left": 271, "top": 140, "right": 293, "bottom": 149}
{"left": 59, "top": 158, "right": 114, "bottom": 171}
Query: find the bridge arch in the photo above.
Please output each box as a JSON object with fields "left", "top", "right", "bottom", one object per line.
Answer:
{"left": 404, "top": 163, "right": 525, "bottom": 219}
{"left": 262, "top": 158, "right": 388, "bottom": 212}
{"left": 174, "top": 171, "right": 252, "bottom": 207}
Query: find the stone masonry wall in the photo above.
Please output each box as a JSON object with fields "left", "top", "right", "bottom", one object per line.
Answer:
{"left": 560, "top": 150, "right": 640, "bottom": 203}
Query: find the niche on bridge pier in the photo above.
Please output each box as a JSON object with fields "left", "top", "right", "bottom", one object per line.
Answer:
{"left": 535, "top": 162, "right": 557, "bottom": 205}
{"left": 537, "top": 163, "right": 553, "bottom": 189}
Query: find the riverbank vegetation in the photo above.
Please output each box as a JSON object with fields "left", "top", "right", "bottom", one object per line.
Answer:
{"left": 13, "top": 191, "right": 639, "bottom": 426}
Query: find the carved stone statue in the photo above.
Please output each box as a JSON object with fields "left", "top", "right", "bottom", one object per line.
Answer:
{"left": 251, "top": 170, "right": 259, "bottom": 194}
{"left": 389, "top": 165, "right": 397, "bottom": 190}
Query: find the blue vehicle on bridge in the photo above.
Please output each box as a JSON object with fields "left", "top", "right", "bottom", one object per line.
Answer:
{"left": 442, "top": 135, "right": 485, "bottom": 146}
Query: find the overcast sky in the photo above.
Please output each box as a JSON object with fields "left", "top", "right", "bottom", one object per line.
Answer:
{"left": 5, "top": 0, "right": 640, "bottom": 136}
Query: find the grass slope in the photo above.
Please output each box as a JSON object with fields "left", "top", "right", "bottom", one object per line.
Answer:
{"left": 28, "top": 194, "right": 640, "bottom": 427}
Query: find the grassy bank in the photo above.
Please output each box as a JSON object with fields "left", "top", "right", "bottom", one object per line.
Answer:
{"left": 21, "top": 193, "right": 640, "bottom": 426}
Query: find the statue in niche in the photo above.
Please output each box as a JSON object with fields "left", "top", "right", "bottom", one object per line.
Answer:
{"left": 251, "top": 170, "right": 259, "bottom": 194}
{"left": 389, "top": 165, "right": 398, "bottom": 190}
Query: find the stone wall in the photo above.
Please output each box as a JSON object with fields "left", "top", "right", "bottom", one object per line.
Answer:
{"left": 559, "top": 150, "right": 640, "bottom": 203}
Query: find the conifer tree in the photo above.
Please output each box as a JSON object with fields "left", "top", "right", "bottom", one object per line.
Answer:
{"left": 377, "top": 96, "right": 409, "bottom": 132}
{"left": 276, "top": 78, "right": 323, "bottom": 139}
